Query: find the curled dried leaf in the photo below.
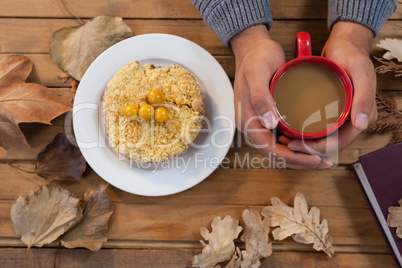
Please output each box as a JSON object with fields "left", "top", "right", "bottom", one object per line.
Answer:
{"left": 261, "top": 192, "right": 335, "bottom": 258}
{"left": 61, "top": 185, "right": 113, "bottom": 251}
{"left": 241, "top": 209, "right": 272, "bottom": 268}
{"left": 192, "top": 215, "right": 243, "bottom": 268}
{"left": 10, "top": 184, "right": 82, "bottom": 248}
{"left": 387, "top": 199, "right": 402, "bottom": 238}
{"left": 35, "top": 133, "right": 86, "bottom": 182}
{"left": 49, "top": 15, "right": 133, "bottom": 81}
{"left": 0, "top": 55, "right": 71, "bottom": 150}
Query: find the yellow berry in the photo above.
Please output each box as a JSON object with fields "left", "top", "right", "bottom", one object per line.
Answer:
{"left": 148, "top": 89, "right": 164, "bottom": 104}
{"left": 155, "top": 107, "right": 169, "bottom": 123}
{"left": 123, "top": 104, "right": 138, "bottom": 117}
{"left": 139, "top": 104, "right": 154, "bottom": 121}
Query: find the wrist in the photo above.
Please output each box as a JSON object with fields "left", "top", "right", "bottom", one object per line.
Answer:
{"left": 230, "top": 24, "right": 270, "bottom": 54}
{"left": 330, "top": 22, "right": 374, "bottom": 55}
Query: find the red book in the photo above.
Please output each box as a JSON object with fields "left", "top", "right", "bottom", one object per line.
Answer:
{"left": 352, "top": 142, "right": 402, "bottom": 267}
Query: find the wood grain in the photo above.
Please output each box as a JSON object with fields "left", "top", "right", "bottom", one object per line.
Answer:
{"left": 2, "top": 18, "right": 402, "bottom": 57}
{"left": 0, "top": 0, "right": 401, "bottom": 19}
{"left": 0, "top": 164, "right": 368, "bottom": 207}
{"left": 0, "top": 248, "right": 395, "bottom": 268}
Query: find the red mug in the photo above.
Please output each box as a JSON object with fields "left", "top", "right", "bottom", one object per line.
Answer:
{"left": 269, "top": 32, "right": 353, "bottom": 139}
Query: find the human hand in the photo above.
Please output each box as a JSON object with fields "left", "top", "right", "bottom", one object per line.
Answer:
{"left": 230, "top": 25, "right": 328, "bottom": 169}
{"left": 287, "top": 22, "right": 378, "bottom": 159}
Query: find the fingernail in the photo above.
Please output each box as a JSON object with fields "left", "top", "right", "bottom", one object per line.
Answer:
{"left": 261, "top": 111, "right": 279, "bottom": 129}
{"left": 288, "top": 142, "right": 299, "bottom": 151}
{"left": 355, "top": 113, "right": 369, "bottom": 130}
{"left": 319, "top": 159, "right": 333, "bottom": 169}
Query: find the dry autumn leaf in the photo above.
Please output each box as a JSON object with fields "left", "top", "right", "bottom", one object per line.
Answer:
{"left": 61, "top": 185, "right": 113, "bottom": 251}
{"left": 241, "top": 209, "right": 272, "bottom": 268}
{"left": 49, "top": 15, "right": 133, "bottom": 81}
{"left": 10, "top": 184, "right": 82, "bottom": 248}
{"left": 35, "top": 133, "right": 86, "bottom": 182}
{"left": 377, "top": 38, "right": 402, "bottom": 62}
{"left": 0, "top": 55, "right": 71, "bottom": 150}
{"left": 192, "top": 215, "right": 243, "bottom": 268}
{"left": 261, "top": 192, "right": 335, "bottom": 258}
{"left": 387, "top": 199, "right": 402, "bottom": 238}
{"left": 223, "top": 247, "right": 241, "bottom": 268}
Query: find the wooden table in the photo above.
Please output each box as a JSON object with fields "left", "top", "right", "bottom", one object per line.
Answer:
{"left": 1, "top": 1, "right": 401, "bottom": 267}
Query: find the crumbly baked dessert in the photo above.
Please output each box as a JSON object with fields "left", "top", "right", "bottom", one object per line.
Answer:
{"left": 103, "top": 60, "right": 204, "bottom": 163}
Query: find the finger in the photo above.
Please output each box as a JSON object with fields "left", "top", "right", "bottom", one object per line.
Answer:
{"left": 345, "top": 59, "right": 377, "bottom": 130}
{"left": 239, "top": 101, "right": 323, "bottom": 168}
{"left": 287, "top": 121, "right": 362, "bottom": 156}
{"left": 278, "top": 135, "right": 292, "bottom": 145}
{"left": 246, "top": 62, "right": 281, "bottom": 129}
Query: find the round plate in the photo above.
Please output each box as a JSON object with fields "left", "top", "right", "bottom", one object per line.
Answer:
{"left": 73, "top": 34, "right": 235, "bottom": 196}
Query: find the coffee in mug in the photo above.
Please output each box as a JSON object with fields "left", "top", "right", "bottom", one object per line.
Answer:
{"left": 269, "top": 32, "right": 353, "bottom": 139}
{"left": 273, "top": 63, "right": 346, "bottom": 134}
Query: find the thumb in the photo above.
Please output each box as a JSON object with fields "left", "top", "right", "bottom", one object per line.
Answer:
{"left": 248, "top": 67, "right": 280, "bottom": 129}
{"left": 349, "top": 67, "right": 377, "bottom": 130}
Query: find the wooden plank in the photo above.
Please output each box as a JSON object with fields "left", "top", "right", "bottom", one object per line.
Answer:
{"left": 0, "top": 0, "right": 401, "bottom": 20}
{"left": 0, "top": 248, "right": 395, "bottom": 268}
{"left": 2, "top": 18, "right": 401, "bottom": 57}
{"left": 0, "top": 18, "right": 229, "bottom": 55}
{"left": 11, "top": 52, "right": 401, "bottom": 91}
{"left": 0, "top": 200, "right": 388, "bottom": 246}
{"left": 0, "top": 237, "right": 391, "bottom": 254}
{"left": 0, "top": 164, "right": 369, "bottom": 207}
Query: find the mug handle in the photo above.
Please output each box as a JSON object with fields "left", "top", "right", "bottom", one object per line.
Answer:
{"left": 295, "top": 32, "right": 312, "bottom": 58}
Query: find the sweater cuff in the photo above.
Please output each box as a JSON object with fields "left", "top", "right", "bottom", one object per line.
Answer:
{"left": 328, "top": 0, "right": 398, "bottom": 37}
{"left": 193, "top": 0, "right": 273, "bottom": 47}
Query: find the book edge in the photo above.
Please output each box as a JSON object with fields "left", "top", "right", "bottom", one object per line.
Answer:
{"left": 352, "top": 162, "right": 402, "bottom": 267}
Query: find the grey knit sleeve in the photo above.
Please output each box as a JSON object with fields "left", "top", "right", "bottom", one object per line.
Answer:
{"left": 191, "top": 0, "right": 273, "bottom": 47}
{"left": 328, "top": 0, "right": 398, "bottom": 36}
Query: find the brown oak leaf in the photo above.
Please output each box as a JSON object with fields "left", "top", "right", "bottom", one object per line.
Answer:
{"left": 0, "top": 55, "right": 71, "bottom": 150}
{"left": 61, "top": 185, "right": 113, "bottom": 251}
{"left": 35, "top": 133, "right": 86, "bottom": 182}
{"left": 261, "top": 192, "right": 335, "bottom": 258}
{"left": 50, "top": 15, "right": 133, "bottom": 81}
{"left": 10, "top": 184, "right": 82, "bottom": 248}
{"left": 241, "top": 209, "right": 272, "bottom": 268}
{"left": 387, "top": 199, "right": 402, "bottom": 238}
{"left": 192, "top": 215, "right": 243, "bottom": 268}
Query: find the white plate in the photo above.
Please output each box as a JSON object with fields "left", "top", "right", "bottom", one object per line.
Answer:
{"left": 73, "top": 34, "right": 235, "bottom": 196}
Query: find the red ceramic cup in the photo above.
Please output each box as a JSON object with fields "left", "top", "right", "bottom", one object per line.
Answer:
{"left": 269, "top": 32, "right": 353, "bottom": 140}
